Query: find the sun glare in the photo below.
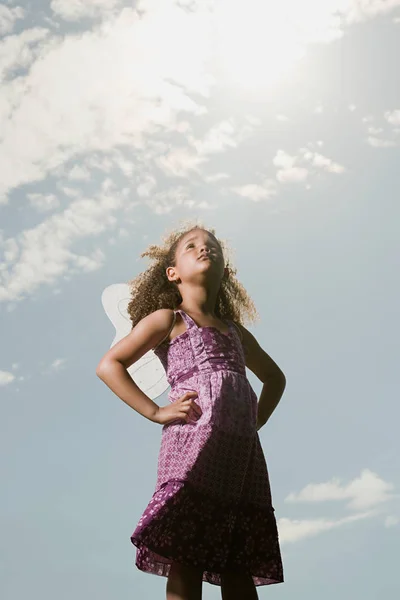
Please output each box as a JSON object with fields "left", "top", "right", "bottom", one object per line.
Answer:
{"left": 213, "top": 0, "right": 306, "bottom": 90}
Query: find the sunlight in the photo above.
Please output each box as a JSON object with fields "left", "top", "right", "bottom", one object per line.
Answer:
{"left": 213, "top": 0, "right": 306, "bottom": 90}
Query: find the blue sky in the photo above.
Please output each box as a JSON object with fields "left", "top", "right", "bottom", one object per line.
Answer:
{"left": 1, "top": 1, "right": 399, "bottom": 598}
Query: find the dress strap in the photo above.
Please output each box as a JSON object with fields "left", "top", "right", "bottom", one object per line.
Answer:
{"left": 152, "top": 310, "right": 177, "bottom": 350}
{"left": 175, "top": 309, "right": 197, "bottom": 329}
{"left": 177, "top": 309, "right": 241, "bottom": 340}
{"left": 230, "top": 320, "right": 243, "bottom": 342}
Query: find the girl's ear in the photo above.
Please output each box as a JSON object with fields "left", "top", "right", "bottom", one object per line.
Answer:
{"left": 166, "top": 266, "right": 175, "bottom": 282}
{"left": 166, "top": 266, "right": 181, "bottom": 285}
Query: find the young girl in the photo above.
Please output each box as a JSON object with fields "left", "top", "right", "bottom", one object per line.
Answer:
{"left": 96, "top": 221, "right": 285, "bottom": 600}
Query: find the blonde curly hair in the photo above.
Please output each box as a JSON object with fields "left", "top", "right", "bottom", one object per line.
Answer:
{"left": 126, "top": 218, "right": 260, "bottom": 329}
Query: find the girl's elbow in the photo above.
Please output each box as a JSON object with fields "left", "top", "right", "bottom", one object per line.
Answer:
{"left": 96, "top": 360, "right": 111, "bottom": 378}
{"left": 96, "top": 366, "right": 105, "bottom": 378}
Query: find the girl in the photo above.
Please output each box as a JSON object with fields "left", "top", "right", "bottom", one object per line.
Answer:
{"left": 96, "top": 221, "right": 285, "bottom": 600}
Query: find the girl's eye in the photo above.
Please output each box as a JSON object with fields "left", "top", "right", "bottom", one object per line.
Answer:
{"left": 186, "top": 241, "right": 219, "bottom": 251}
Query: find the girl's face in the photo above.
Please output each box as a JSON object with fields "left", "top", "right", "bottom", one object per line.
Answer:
{"left": 171, "top": 229, "right": 225, "bottom": 283}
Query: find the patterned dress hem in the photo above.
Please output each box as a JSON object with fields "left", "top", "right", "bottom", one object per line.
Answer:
{"left": 130, "top": 478, "right": 284, "bottom": 587}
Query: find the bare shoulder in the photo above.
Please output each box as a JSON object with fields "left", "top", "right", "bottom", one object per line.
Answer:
{"left": 145, "top": 308, "right": 175, "bottom": 331}
{"left": 233, "top": 321, "right": 286, "bottom": 383}
{"left": 135, "top": 308, "right": 176, "bottom": 350}
{"left": 96, "top": 308, "right": 175, "bottom": 372}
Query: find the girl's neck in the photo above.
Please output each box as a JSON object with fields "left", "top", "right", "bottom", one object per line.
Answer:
{"left": 177, "top": 303, "right": 217, "bottom": 318}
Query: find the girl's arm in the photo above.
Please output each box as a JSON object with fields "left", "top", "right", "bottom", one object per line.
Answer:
{"left": 235, "top": 323, "right": 286, "bottom": 430}
{"left": 96, "top": 309, "right": 175, "bottom": 422}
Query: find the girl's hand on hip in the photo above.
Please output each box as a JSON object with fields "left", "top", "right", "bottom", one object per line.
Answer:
{"left": 153, "top": 391, "right": 202, "bottom": 426}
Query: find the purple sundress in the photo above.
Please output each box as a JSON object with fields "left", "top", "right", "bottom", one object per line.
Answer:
{"left": 130, "top": 309, "right": 284, "bottom": 587}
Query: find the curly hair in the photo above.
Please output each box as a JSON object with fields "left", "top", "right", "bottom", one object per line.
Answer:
{"left": 126, "top": 217, "right": 260, "bottom": 330}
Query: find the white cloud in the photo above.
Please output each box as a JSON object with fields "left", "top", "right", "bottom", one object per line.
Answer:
{"left": 361, "top": 110, "right": 400, "bottom": 148}
{"left": 384, "top": 515, "right": 399, "bottom": 528}
{"left": 0, "top": 370, "right": 16, "bottom": 386}
{"left": 273, "top": 147, "right": 345, "bottom": 183}
{"left": 276, "top": 114, "right": 289, "bottom": 122}
{"left": 0, "top": 27, "right": 49, "bottom": 82}
{"left": 68, "top": 165, "right": 91, "bottom": 181}
{"left": 0, "top": 4, "right": 25, "bottom": 36}
{"left": 273, "top": 149, "right": 308, "bottom": 183}
{"left": 156, "top": 147, "right": 206, "bottom": 177}
{"left": 245, "top": 114, "right": 262, "bottom": 126}
{"left": 40, "top": 357, "right": 68, "bottom": 376}
{"left": 0, "top": 6, "right": 212, "bottom": 203}
{"left": 304, "top": 151, "right": 346, "bottom": 173}
{"left": 1, "top": 236, "right": 19, "bottom": 263}
{"left": 73, "top": 250, "right": 104, "bottom": 271}
{"left": 175, "top": 121, "right": 191, "bottom": 133}
{"left": 1, "top": 0, "right": 398, "bottom": 303}
{"left": 188, "top": 120, "right": 237, "bottom": 155}
{"left": 343, "top": 0, "right": 400, "bottom": 23}
{"left": 368, "top": 126, "right": 383, "bottom": 135}
{"left": 285, "top": 469, "right": 396, "bottom": 512}
{"left": 367, "top": 136, "right": 397, "bottom": 147}
{"left": 83, "top": 148, "right": 148, "bottom": 180}
{"left": 214, "top": 0, "right": 400, "bottom": 90}
{"left": 1, "top": 1, "right": 398, "bottom": 207}
{"left": 56, "top": 184, "right": 81, "bottom": 198}
{"left": 348, "top": 104, "right": 356, "bottom": 111}
{"left": 205, "top": 172, "right": 230, "bottom": 183}
{"left": 278, "top": 510, "right": 375, "bottom": 544}
{"left": 231, "top": 180, "right": 277, "bottom": 201}
{"left": 145, "top": 185, "right": 193, "bottom": 215}
{"left": 136, "top": 174, "right": 157, "bottom": 197}
{"left": 82, "top": 154, "right": 114, "bottom": 174}
{"left": 384, "top": 109, "right": 400, "bottom": 126}
{"left": 273, "top": 149, "right": 297, "bottom": 169}
{"left": 187, "top": 117, "right": 260, "bottom": 162}
{"left": 277, "top": 166, "right": 309, "bottom": 183}
{"left": 27, "top": 193, "right": 60, "bottom": 212}
{"left": 0, "top": 182, "right": 127, "bottom": 302}
{"left": 50, "top": 358, "right": 67, "bottom": 371}
{"left": 50, "top": 0, "right": 122, "bottom": 22}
